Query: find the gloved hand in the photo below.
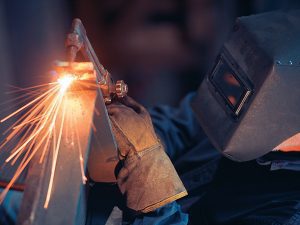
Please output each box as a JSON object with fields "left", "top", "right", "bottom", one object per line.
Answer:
{"left": 107, "top": 96, "right": 187, "bottom": 213}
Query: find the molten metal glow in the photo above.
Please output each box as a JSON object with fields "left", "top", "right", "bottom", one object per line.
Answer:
{"left": 0, "top": 68, "right": 94, "bottom": 208}
{"left": 57, "top": 75, "right": 75, "bottom": 92}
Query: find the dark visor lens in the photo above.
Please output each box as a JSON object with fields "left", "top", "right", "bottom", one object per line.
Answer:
{"left": 210, "top": 58, "right": 251, "bottom": 116}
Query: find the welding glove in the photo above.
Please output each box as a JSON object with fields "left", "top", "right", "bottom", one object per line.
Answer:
{"left": 107, "top": 96, "right": 187, "bottom": 213}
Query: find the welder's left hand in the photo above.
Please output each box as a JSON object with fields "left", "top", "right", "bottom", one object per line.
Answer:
{"left": 107, "top": 97, "right": 187, "bottom": 213}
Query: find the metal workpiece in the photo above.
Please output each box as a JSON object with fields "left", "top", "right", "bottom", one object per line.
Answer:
{"left": 64, "top": 18, "right": 127, "bottom": 182}
{"left": 16, "top": 18, "right": 128, "bottom": 225}
{"left": 17, "top": 91, "right": 97, "bottom": 225}
{"left": 17, "top": 85, "right": 119, "bottom": 225}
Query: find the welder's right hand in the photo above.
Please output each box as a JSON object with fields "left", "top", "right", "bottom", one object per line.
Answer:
{"left": 107, "top": 97, "right": 187, "bottom": 213}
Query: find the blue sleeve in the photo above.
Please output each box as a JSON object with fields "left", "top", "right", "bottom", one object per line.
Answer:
{"left": 127, "top": 202, "right": 188, "bottom": 225}
{"left": 0, "top": 189, "right": 23, "bottom": 225}
{"left": 149, "top": 93, "right": 206, "bottom": 160}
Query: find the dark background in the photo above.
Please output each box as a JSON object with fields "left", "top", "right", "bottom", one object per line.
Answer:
{"left": 0, "top": 0, "right": 299, "bottom": 107}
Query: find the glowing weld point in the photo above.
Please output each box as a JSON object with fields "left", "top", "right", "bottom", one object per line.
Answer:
{"left": 57, "top": 75, "right": 75, "bottom": 92}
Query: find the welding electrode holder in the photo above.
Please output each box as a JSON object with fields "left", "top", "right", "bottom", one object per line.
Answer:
{"left": 65, "top": 18, "right": 128, "bottom": 103}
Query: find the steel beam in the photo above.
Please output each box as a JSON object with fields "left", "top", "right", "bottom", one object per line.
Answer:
{"left": 16, "top": 87, "right": 112, "bottom": 225}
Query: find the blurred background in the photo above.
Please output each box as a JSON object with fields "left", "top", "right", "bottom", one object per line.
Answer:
{"left": 0, "top": 0, "right": 299, "bottom": 107}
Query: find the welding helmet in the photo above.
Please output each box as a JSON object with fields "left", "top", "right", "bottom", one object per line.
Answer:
{"left": 191, "top": 10, "right": 300, "bottom": 161}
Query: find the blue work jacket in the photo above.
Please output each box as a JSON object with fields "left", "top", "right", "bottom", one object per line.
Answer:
{"left": 126, "top": 93, "right": 300, "bottom": 225}
{"left": 2, "top": 93, "right": 300, "bottom": 225}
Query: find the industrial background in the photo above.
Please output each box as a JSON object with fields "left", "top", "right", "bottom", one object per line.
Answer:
{"left": 0, "top": 0, "right": 299, "bottom": 108}
{"left": 0, "top": 1, "right": 299, "bottom": 224}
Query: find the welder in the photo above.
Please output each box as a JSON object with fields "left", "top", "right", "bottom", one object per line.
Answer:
{"left": 2, "top": 10, "right": 300, "bottom": 225}
{"left": 106, "top": 10, "right": 300, "bottom": 225}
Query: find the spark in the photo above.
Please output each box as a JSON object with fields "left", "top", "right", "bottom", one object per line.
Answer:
{"left": 57, "top": 74, "right": 75, "bottom": 93}
{"left": 0, "top": 65, "right": 94, "bottom": 207}
{"left": 44, "top": 102, "right": 66, "bottom": 209}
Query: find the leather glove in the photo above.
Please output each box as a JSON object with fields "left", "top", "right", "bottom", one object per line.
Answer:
{"left": 107, "top": 96, "right": 187, "bottom": 213}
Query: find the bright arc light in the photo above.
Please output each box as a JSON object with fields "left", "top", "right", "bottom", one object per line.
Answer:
{"left": 0, "top": 69, "right": 89, "bottom": 209}
{"left": 57, "top": 75, "right": 75, "bottom": 92}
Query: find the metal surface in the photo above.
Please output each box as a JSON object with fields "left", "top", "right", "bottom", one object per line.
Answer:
{"left": 17, "top": 90, "right": 97, "bottom": 225}
{"left": 16, "top": 18, "right": 126, "bottom": 225}
{"left": 65, "top": 18, "right": 127, "bottom": 182}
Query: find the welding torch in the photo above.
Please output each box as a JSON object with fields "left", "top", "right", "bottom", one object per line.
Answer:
{"left": 64, "top": 19, "right": 127, "bottom": 182}
{"left": 65, "top": 18, "right": 128, "bottom": 103}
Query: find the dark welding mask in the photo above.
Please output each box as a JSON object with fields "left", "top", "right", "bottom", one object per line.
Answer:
{"left": 191, "top": 10, "right": 300, "bottom": 161}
